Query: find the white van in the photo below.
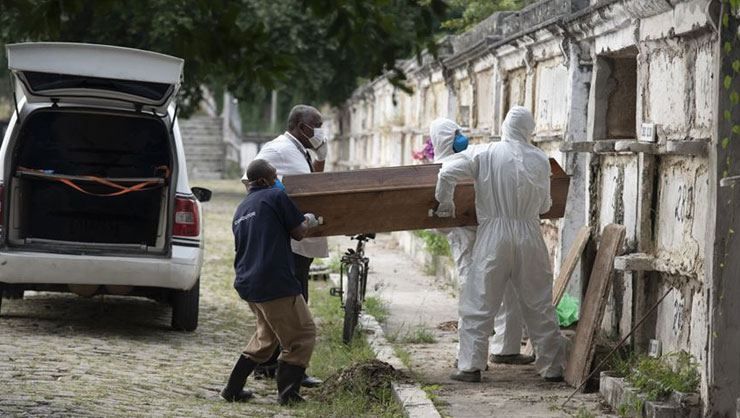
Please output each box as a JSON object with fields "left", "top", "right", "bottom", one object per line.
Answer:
{"left": 0, "top": 43, "right": 210, "bottom": 331}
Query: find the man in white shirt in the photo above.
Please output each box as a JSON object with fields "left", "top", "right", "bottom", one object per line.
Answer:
{"left": 241, "top": 104, "right": 329, "bottom": 388}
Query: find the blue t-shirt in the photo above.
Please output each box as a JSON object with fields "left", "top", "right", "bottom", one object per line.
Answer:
{"left": 232, "top": 186, "right": 306, "bottom": 302}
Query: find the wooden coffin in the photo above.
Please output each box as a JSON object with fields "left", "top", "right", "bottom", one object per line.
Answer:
{"left": 283, "top": 159, "right": 569, "bottom": 238}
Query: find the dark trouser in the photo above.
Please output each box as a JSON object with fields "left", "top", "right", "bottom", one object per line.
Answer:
{"left": 293, "top": 253, "right": 313, "bottom": 302}
{"left": 259, "top": 253, "right": 314, "bottom": 369}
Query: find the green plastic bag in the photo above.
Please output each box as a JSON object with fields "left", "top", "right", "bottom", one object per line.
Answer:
{"left": 556, "top": 293, "right": 579, "bottom": 327}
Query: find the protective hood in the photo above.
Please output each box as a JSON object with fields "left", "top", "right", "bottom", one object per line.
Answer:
{"left": 501, "top": 106, "right": 535, "bottom": 144}
{"left": 430, "top": 118, "right": 460, "bottom": 162}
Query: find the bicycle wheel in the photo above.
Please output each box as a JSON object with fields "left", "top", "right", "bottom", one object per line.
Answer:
{"left": 342, "top": 263, "right": 361, "bottom": 344}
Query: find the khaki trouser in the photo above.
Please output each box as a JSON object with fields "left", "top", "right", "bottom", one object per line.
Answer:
{"left": 243, "top": 295, "right": 316, "bottom": 368}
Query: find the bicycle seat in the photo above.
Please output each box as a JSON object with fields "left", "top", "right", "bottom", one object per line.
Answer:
{"left": 353, "top": 233, "right": 376, "bottom": 241}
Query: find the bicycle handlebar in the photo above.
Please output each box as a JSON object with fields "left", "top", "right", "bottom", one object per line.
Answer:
{"left": 352, "top": 233, "right": 376, "bottom": 241}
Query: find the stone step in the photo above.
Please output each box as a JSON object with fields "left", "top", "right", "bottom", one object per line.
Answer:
{"left": 181, "top": 125, "right": 221, "bottom": 131}
{"left": 180, "top": 117, "right": 222, "bottom": 124}
{"left": 181, "top": 125, "right": 222, "bottom": 132}
{"left": 186, "top": 161, "right": 225, "bottom": 168}
{"left": 182, "top": 132, "right": 222, "bottom": 138}
{"left": 184, "top": 144, "right": 224, "bottom": 151}
{"left": 181, "top": 138, "right": 223, "bottom": 145}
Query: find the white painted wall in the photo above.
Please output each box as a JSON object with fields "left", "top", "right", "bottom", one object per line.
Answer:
{"left": 328, "top": 3, "right": 719, "bottom": 401}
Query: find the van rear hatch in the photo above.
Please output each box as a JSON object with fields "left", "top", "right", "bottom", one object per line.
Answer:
{"left": 6, "top": 42, "right": 183, "bottom": 113}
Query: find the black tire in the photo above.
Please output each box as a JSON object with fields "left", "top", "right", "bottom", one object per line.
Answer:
{"left": 342, "top": 264, "right": 361, "bottom": 344}
{"left": 3, "top": 287, "right": 23, "bottom": 300}
{"left": 0, "top": 283, "right": 4, "bottom": 315}
{"left": 171, "top": 278, "right": 200, "bottom": 332}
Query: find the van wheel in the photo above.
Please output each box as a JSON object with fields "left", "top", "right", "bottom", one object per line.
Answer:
{"left": 171, "top": 279, "right": 199, "bottom": 332}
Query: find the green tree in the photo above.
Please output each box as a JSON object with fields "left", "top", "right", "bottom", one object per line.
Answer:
{"left": 442, "top": 0, "right": 530, "bottom": 32}
{"left": 0, "top": 0, "right": 447, "bottom": 115}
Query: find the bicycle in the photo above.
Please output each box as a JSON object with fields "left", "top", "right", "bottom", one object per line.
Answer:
{"left": 330, "top": 233, "right": 375, "bottom": 344}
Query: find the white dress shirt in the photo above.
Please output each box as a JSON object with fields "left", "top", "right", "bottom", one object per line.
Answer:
{"left": 243, "top": 132, "right": 329, "bottom": 258}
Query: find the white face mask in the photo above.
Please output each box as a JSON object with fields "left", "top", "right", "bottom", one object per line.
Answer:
{"left": 308, "top": 127, "right": 328, "bottom": 148}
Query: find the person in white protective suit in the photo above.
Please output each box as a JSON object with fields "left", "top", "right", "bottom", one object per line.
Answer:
{"left": 429, "top": 118, "right": 534, "bottom": 366}
{"left": 434, "top": 107, "right": 565, "bottom": 383}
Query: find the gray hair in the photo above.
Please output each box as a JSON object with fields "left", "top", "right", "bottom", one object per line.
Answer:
{"left": 287, "top": 105, "right": 321, "bottom": 130}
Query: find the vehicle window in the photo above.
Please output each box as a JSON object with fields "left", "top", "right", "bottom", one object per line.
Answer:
{"left": 23, "top": 71, "right": 172, "bottom": 101}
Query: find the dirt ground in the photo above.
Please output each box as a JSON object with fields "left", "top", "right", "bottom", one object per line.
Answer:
{"left": 354, "top": 233, "right": 616, "bottom": 418}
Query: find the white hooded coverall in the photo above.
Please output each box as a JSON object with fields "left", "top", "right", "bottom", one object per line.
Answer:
{"left": 435, "top": 107, "right": 565, "bottom": 377}
{"left": 429, "top": 118, "right": 524, "bottom": 357}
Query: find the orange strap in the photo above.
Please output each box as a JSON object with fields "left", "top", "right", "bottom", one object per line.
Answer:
{"left": 18, "top": 166, "right": 170, "bottom": 197}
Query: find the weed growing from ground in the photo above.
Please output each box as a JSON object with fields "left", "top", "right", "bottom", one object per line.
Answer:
{"left": 414, "top": 230, "right": 452, "bottom": 257}
{"left": 402, "top": 326, "right": 437, "bottom": 344}
{"left": 386, "top": 324, "right": 437, "bottom": 344}
{"left": 616, "top": 396, "right": 644, "bottom": 418}
{"left": 301, "top": 282, "right": 405, "bottom": 417}
{"left": 625, "top": 351, "right": 700, "bottom": 401}
{"left": 394, "top": 346, "right": 412, "bottom": 369}
{"left": 573, "top": 406, "right": 597, "bottom": 418}
{"left": 364, "top": 296, "right": 389, "bottom": 323}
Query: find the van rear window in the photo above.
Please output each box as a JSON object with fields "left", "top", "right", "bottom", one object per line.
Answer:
{"left": 23, "top": 71, "right": 171, "bottom": 101}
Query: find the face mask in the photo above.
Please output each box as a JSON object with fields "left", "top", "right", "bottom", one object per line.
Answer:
{"left": 303, "top": 123, "right": 328, "bottom": 148}
{"left": 272, "top": 178, "right": 286, "bottom": 191}
{"left": 453, "top": 132, "right": 469, "bottom": 153}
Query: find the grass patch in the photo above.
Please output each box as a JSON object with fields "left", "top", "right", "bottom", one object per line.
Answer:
{"left": 625, "top": 351, "right": 700, "bottom": 401}
{"left": 616, "top": 396, "right": 644, "bottom": 418}
{"left": 312, "top": 254, "right": 342, "bottom": 274}
{"left": 308, "top": 283, "right": 376, "bottom": 378}
{"left": 421, "top": 384, "right": 441, "bottom": 403}
{"left": 364, "top": 296, "right": 389, "bottom": 323}
{"left": 573, "top": 406, "right": 597, "bottom": 418}
{"left": 413, "top": 230, "right": 451, "bottom": 257}
{"left": 394, "top": 346, "right": 412, "bottom": 369}
{"left": 388, "top": 324, "right": 437, "bottom": 344}
{"left": 301, "top": 282, "right": 404, "bottom": 417}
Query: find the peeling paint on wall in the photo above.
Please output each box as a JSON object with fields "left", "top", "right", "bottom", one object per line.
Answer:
{"left": 329, "top": 2, "right": 719, "bottom": 402}
{"left": 655, "top": 156, "right": 708, "bottom": 279}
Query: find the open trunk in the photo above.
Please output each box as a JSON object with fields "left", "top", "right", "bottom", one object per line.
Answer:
{"left": 7, "top": 110, "right": 173, "bottom": 254}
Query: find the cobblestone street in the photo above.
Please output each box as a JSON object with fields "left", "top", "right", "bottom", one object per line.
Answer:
{"left": 0, "top": 182, "right": 287, "bottom": 417}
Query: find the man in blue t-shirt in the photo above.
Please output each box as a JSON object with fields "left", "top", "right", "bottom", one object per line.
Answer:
{"left": 220, "top": 159, "right": 320, "bottom": 405}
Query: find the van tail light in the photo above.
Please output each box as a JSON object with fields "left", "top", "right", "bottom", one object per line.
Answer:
{"left": 173, "top": 196, "right": 199, "bottom": 237}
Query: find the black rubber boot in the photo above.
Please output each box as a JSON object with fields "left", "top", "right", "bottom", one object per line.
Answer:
{"left": 489, "top": 354, "right": 536, "bottom": 365}
{"left": 220, "top": 355, "right": 257, "bottom": 402}
{"left": 450, "top": 369, "right": 481, "bottom": 382}
{"left": 254, "top": 347, "right": 280, "bottom": 380}
{"left": 276, "top": 361, "right": 306, "bottom": 405}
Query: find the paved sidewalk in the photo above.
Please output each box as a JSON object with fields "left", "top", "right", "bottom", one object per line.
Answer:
{"left": 358, "top": 233, "right": 614, "bottom": 418}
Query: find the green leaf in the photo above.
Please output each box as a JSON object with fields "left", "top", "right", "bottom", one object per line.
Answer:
{"left": 732, "top": 0, "right": 740, "bottom": 14}
{"left": 722, "top": 137, "right": 730, "bottom": 149}
{"left": 733, "top": 125, "right": 740, "bottom": 135}
{"left": 732, "top": 91, "right": 740, "bottom": 105}
{"left": 726, "top": 110, "right": 733, "bottom": 121}
{"left": 726, "top": 75, "right": 733, "bottom": 90}
{"left": 734, "top": 60, "right": 740, "bottom": 73}
{"left": 725, "top": 42, "right": 733, "bottom": 55}
{"left": 723, "top": 13, "right": 729, "bottom": 28}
